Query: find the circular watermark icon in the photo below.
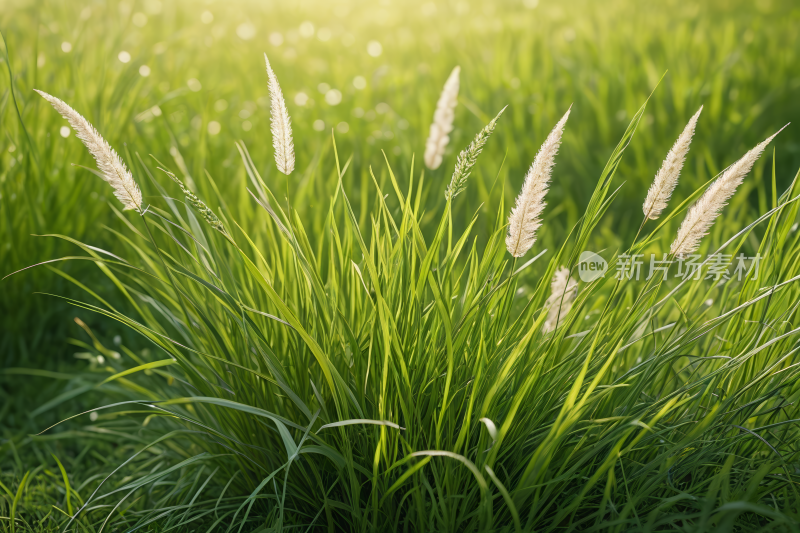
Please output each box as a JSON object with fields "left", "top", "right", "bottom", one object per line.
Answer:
{"left": 579, "top": 251, "right": 607, "bottom": 282}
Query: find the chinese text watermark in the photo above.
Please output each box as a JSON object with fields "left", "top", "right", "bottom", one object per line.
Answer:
{"left": 577, "top": 252, "right": 762, "bottom": 282}
{"left": 616, "top": 253, "right": 761, "bottom": 281}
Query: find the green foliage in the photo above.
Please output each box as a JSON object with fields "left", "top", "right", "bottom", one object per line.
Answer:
{"left": 6, "top": 105, "right": 800, "bottom": 531}
{"left": 2, "top": 0, "right": 800, "bottom": 531}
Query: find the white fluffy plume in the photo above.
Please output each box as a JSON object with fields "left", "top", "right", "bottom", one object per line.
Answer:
{"left": 643, "top": 106, "right": 703, "bottom": 220}
{"left": 543, "top": 266, "right": 578, "bottom": 333}
{"left": 35, "top": 89, "right": 142, "bottom": 212}
{"left": 424, "top": 66, "right": 460, "bottom": 170}
{"left": 505, "top": 107, "right": 571, "bottom": 257}
{"left": 670, "top": 124, "right": 789, "bottom": 256}
{"left": 264, "top": 53, "right": 295, "bottom": 175}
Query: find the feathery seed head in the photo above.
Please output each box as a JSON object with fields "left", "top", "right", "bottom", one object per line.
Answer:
{"left": 424, "top": 65, "right": 460, "bottom": 170}
{"left": 35, "top": 89, "right": 143, "bottom": 212}
{"left": 444, "top": 105, "right": 507, "bottom": 201}
{"left": 506, "top": 106, "right": 571, "bottom": 257}
{"left": 643, "top": 105, "right": 702, "bottom": 220}
{"left": 670, "top": 123, "right": 789, "bottom": 256}
{"left": 264, "top": 53, "right": 295, "bottom": 175}
{"left": 543, "top": 266, "right": 578, "bottom": 332}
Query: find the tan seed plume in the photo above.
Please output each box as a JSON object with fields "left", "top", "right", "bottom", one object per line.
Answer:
{"left": 506, "top": 107, "right": 571, "bottom": 257}
{"left": 34, "top": 89, "right": 142, "bottom": 212}
{"left": 543, "top": 266, "right": 578, "bottom": 333}
{"left": 643, "top": 106, "right": 703, "bottom": 220}
{"left": 670, "top": 124, "right": 789, "bottom": 256}
{"left": 264, "top": 53, "right": 295, "bottom": 175}
{"left": 424, "top": 66, "right": 460, "bottom": 170}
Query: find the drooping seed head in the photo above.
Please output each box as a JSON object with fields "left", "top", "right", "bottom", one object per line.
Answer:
{"left": 35, "top": 89, "right": 143, "bottom": 212}
{"left": 670, "top": 124, "right": 789, "bottom": 256}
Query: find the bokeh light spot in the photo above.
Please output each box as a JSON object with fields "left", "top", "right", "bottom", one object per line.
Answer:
{"left": 299, "top": 21, "right": 315, "bottom": 38}
{"left": 367, "top": 40, "right": 382, "bottom": 57}
{"left": 187, "top": 78, "right": 202, "bottom": 92}
{"left": 295, "top": 92, "right": 309, "bottom": 106}
{"left": 325, "top": 89, "right": 342, "bottom": 106}
{"left": 237, "top": 22, "right": 257, "bottom": 40}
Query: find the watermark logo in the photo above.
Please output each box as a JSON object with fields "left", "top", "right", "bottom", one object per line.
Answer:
{"left": 579, "top": 251, "right": 607, "bottom": 282}
{"left": 578, "top": 251, "right": 761, "bottom": 284}
{"left": 615, "top": 252, "right": 761, "bottom": 281}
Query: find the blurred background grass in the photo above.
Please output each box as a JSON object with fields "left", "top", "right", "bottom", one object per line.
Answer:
{"left": 1, "top": 0, "right": 799, "bottom": 523}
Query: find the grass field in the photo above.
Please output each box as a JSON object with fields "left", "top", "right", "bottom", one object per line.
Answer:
{"left": 2, "top": 0, "right": 800, "bottom": 530}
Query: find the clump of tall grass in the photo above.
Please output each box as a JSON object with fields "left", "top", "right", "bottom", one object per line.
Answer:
{"left": 19, "top": 65, "right": 800, "bottom": 532}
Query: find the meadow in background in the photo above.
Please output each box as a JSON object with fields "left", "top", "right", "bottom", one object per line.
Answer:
{"left": 2, "top": 0, "right": 800, "bottom": 530}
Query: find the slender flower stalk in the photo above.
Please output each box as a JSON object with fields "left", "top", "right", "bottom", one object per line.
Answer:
{"left": 643, "top": 106, "right": 703, "bottom": 220}
{"left": 35, "top": 89, "right": 142, "bottom": 212}
{"left": 424, "top": 66, "right": 460, "bottom": 170}
{"left": 670, "top": 124, "right": 789, "bottom": 256}
{"left": 264, "top": 53, "right": 295, "bottom": 175}
{"left": 159, "top": 168, "right": 225, "bottom": 233}
{"left": 506, "top": 107, "right": 571, "bottom": 257}
{"left": 444, "top": 106, "right": 507, "bottom": 201}
{"left": 543, "top": 266, "right": 578, "bottom": 332}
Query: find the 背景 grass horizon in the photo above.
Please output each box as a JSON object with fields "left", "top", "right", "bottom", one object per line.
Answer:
{"left": 3, "top": 0, "right": 799, "bottom": 373}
